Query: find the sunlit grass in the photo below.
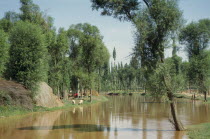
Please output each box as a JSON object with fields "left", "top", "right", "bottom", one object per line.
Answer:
{"left": 0, "top": 106, "right": 29, "bottom": 117}
{"left": 187, "top": 123, "right": 210, "bottom": 139}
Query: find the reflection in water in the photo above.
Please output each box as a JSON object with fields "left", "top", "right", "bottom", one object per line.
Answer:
{"left": 18, "top": 124, "right": 175, "bottom": 132}
{"left": 0, "top": 96, "right": 210, "bottom": 139}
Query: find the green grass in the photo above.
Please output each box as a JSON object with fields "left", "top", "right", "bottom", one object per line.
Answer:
{"left": 174, "top": 93, "right": 210, "bottom": 103}
{"left": 187, "top": 123, "right": 210, "bottom": 139}
{"left": 0, "top": 95, "right": 108, "bottom": 117}
{"left": 0, "top": 106, "right": 29, "bottom": 117}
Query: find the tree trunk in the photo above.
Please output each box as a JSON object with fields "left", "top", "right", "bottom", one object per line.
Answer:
{"left": 98, "top": 69, "right": 100, "bottom": 94}
{"left": 57, "top": 86, "right": 60, "bottom": 98}
{"left": 163, "top": 73, "right": 185, "bottom": 131}
{"left": 84, "top": 89, "right": 86, "bottom": 96}
{"left": 81, "top": 88, "right": 83, "bottom": 99}
{"left": 189, "top": 82, "right": 191, "bottom": 94}
{"left": 77, "top": 79, "right": 80, "bottom": 98}
{"left": 204, "top": 91, "right": 207, "bottom": 102}
{"left": 90, "top": 88, "right": 92, "bottom": 102}
{"left": 144, "top": 85, "right": 146, "bottom": 94}
{"left": 98, "top": 77, "right": 100, "bottom": 94}
{"left": 167, "top": 92, "right": 185, "bottom": 131}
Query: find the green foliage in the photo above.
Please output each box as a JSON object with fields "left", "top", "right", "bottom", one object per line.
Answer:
{"left": 0, "top": 29, "right": 9, "bottom": 77}
{"left": 48, "top": 28, "right": 71, "bottom": 95}
{"left": 67, "top": 23, "right": 110, "bottom": 91}
{"left": 134, "top": 0, "right": 182, "bottom": 70}
{"left": 101, "top": 61, "right": 142, "bottom": 92}
{"left": 8, "top": 21, "right": 47, "bottom": 91}
{"left": 180, "top": 19, "right": 210, "bottom": 59}
{"left": 180, "top": 19, "right": 210, "bottom": 95}
{"left": 19, "top": 0, "right": 54, "bottom": 31}
{"left": 20, "top": 0, "right": 39, "bottom": 22}
{"left": 91, "top": 0, "right": 140, "bottom": 21}
{"left": 147, "top": 61, "right": 185, "bottom": 97}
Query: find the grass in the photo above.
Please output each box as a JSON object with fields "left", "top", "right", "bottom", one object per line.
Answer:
{"left": 174, "top": 93, "right": 210, "bottom": 103}
{"left": 187, "top": 123, "right": 210, "bottom": 139}
{"left": 0, "top": 106, "right": 29, "bottom": 117}
{"left": 0, "top": 95, "right": 108, "bottom": 117}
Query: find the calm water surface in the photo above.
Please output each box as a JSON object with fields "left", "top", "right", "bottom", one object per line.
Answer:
{"left": 0, "top": 95, "right": 210, "bottom": 139}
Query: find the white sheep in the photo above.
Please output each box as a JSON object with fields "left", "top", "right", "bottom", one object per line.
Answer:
{"left": 78, "top": 99, "right": 83, "bottom": 105}
{"left": 72, "top": 99, "right": 76, "bottom": 105}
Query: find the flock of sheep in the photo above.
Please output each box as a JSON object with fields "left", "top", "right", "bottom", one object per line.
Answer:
{"left": 72, "top": 99, "right": 84, "bottom": 105}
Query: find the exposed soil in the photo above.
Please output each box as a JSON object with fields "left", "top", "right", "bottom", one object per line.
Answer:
{"left": 0, "top": 79, "right": 33, "bottom": 109}
{"left": 34, "top": 82, "right": 64, "bottom": 108}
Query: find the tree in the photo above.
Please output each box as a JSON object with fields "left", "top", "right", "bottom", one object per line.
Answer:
{"left": 48, "top": 28, "right": 70, "bottom": 97}
{"left": 68, "top": 23, "right": 110, "bottom": 101}
{"left": 0, "top": 29, "right": 9, "bottom": 77}
{"left": 0, "top": 11, "right": 19, "bottom": 33}
{"left": 8, "top": 21, "right": 47, "bottom": 92}
{"left": 20, "top": 0, "right": 39, "bottom": 22}
{"left": 20, "top": 0, "right": 54, "bottom": 32}
{"left": 180, "top": 19, "right": 210, "bottom": 101}
{"left": 91, "top": 0, "right": 184, "bottom": 130}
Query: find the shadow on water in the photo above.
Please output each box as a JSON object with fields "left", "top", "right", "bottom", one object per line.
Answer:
{"left": 139, "top": 102, "right": 188, "bottom": 103}
{"left": 18, "top": 124, "right": 175, "bottom": 132}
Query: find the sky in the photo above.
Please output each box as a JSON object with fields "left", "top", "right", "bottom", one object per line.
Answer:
{"left": 0, "top": 0, "right": 210, "bottom": 64}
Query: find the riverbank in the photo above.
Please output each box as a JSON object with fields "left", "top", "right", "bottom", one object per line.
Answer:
{"left": 105, "top": 90, "right": 144, "bottom": 96}
{"left": 174, "top": 93, "right": 210, "bottom": 102}
{"left": 187, "top": 123, "right": 210, "bottom": 139}
{"left": 0, "top": 95, "right": 108, "bottom": 118}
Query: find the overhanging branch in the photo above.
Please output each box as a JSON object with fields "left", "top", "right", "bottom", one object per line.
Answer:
{"left": 143, "top": 0, "right": 150, "bottom": 8}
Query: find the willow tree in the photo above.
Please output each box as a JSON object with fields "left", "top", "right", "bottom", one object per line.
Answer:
{"left": 91, "top": 0, "right": 184, "bottom": 130}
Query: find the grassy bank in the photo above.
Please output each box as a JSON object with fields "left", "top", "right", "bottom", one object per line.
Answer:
{"left": 187, "top": 123, "right": 210, "bottom": 139}
{"left": 174, "top": 93, "right": 210, "bottom": 103}
{"left": 106, "top": 90, "right": 144, "bottom": 95}
{"left": 0, "top": 95, "right": 108, "bottom": 117}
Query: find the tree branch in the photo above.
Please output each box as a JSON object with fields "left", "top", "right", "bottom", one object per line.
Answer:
{"left": 143, "top": 0, "right": 150, "bottom": 8}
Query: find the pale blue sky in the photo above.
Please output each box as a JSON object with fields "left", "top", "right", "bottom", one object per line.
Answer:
{"left": 0, "top": 0, "right": 210, "bottom": 64}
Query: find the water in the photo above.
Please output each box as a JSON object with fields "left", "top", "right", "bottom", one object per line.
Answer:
{"left": 0, "top": 95, "right": 210, "bottom": 139}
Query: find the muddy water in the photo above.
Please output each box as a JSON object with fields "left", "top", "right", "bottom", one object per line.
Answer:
{"left": 0, "top": 96, "right": 210, "bottom": 139}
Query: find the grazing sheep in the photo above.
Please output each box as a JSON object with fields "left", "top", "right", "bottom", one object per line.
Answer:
{"left": 72, "top": 99, "right": 76, "bottom": 105}
{"left": 79, "top": 99, "right": 83, "bottom": 105}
